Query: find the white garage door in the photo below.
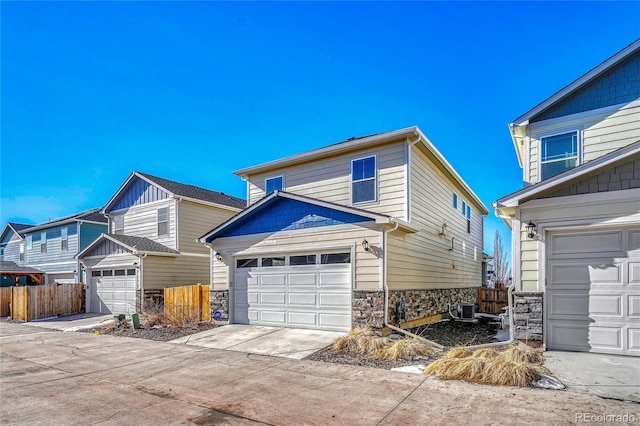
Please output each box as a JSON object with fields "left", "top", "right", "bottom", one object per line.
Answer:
{"left": 546, "top": 227, "right": 640, "bottom": 356}
{"left": 89, "top": 268, "right": 137, "bottom": 315}
{"left": 234, "top": 252, "right": 352, "bottom": 332}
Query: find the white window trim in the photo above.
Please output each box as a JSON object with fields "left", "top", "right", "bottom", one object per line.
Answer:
{"left": 61, "top": 227, "right": 68, "bottom": 251}
{"left": 264, "top": 175, "right": 284, "bottom": 194}
{"left": 157, "top": 207, "right": 169, "bottom": 237}
{"left": 112, "top": 215, "right": 124, "bottom": 235}
{"left": 350, "top": 154, "right": 378, "bottom": 205}
{"left": 26, "top": 235, "right": 32, "bottom": 250}
{"left": 40, "top": 232, "right": 47, "bottom": 254}
{"left": 537, "top": 128, "right": 582, "bottom": 182}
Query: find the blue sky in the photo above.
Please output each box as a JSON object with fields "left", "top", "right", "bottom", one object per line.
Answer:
{"left": 1, "top": 1, "right": 639, "bottom": 260}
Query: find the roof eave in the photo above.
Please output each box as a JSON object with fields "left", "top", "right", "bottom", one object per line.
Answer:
{"left": 233, "top": 126, "right": 420, "bottom": 178}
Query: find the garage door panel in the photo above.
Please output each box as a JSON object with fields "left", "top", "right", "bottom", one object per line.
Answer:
{"left": 628, "top": 328, "right": 640, "bottom": 352}
{"left": 319, "top": 293, "right": 350, "bottom": 308}
{"left": 288, "top": 293, "right": 317, "bottom": 306}
{"left": 590, "top": 326, "right": 622, "bottom": 350}
{"left": 590, "top": 295, "right": 622, "bottom": 317}
{"left": 260, "top": 274, "right": 286, "bottom": 286}
{"left": 289, "top": 274, "right": 317, "bottom": 286}
{"left": 260, "top": 292, "right": 286, "bottom": 305}
{"left": 289, "top": 312, "right": 317, "bottom": 327}
{"left": 630, "top": 263, "right": 640, "bottom": 285}
{"left": 550, "top": 231, "right": 623, "bottom": 256}
{"left": 629, "top": 296, "right": 640, "bottom": 317}
{"left": 89, "top": 273, "right": 136, "bottom": 315}
{"left": 547, "top": 227, "right": 639, "bottom": 356}
{"left": 235, "top": 255, "right": 352, "bottom": 332}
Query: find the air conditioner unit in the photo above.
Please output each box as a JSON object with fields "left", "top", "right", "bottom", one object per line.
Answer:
{"left": 458, "top": 303, "right": 476, "bottom": 320}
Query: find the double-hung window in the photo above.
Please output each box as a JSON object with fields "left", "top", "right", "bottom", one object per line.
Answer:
{"left": 19, "top": 244, "right": 24, "bottom": 261}
{"left": 157, "top": 207, "right": 169, "bottom": 236}
{"left": 351, "top": 155, "right": 376, "bottom": 204}
{"left": 540, "top": 131, "right": 579, "bottom": 180}
{"left": 265, "top": 176, "right": 283, "bottom": 194}
{"left": 40, "top": 232, "right": 47, "bottom": 254}
{"left": 26, "top": 235, "right": 32, "bottom": 250}
{"left": 61, "top": 227, "right": 68, "bottom": 251}
{"left": 112, "top": 216, "right": 124, "bottom": 235}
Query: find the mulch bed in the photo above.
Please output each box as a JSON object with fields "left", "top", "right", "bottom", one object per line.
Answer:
{"left": 83, "top": 321, "right": 218, "bottom": 342}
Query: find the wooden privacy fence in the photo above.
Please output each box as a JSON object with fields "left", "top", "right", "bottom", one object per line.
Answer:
{"left": 164, "top": 284, "right": 210, "bottom": 322}
{"left": 478, "top": 287, "right": 508, "bottom": 315}
{"left": 0, "top": 287, "right": 12, "bottom": 317}
{"left": 8, "top": 284, "right": 85, "bottom": 321}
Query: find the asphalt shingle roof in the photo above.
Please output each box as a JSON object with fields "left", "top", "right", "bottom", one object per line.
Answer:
{"left": 0, "top": 261, "right": 43, "bottom": 274}
{"left": 7, "top": 223, "right": 32, "bottom": 237}
{"left": 106, "top": 234, "right": 180, "bottom": 254}
{"left": 137, "top": 172, "right": 246, "bottom": 209}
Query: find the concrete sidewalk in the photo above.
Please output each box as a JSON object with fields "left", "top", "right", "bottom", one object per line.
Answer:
{"left": 169, "top": 324, "right": 344, "bottom": 359}
{"left": 23, "top": 313, "right": 114, "bottom": 332}
{"left": 1, "top": 321, "right": 637, "bottom": 425}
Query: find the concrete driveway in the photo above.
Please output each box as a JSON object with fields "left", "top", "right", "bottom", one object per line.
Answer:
{"left": 545, "top": 351, "right": 640, "bottom": 403}
{"left": 1, "top": 321, "right": 637, "bottom": 426}
{"left": 169, "top": 324, "right": 344, "bottom": 359}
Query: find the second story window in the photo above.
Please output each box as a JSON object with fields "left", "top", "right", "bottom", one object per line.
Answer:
{"left": 351, "top": 155, "right": 377, "bottom": 204}
{"left": 112, "top": 216, "right": 124, "bottom": 235}
{"left": 540, "top": 131, "right": 579, "bottom": 180}
{"left": 61, "top": 227, "right": 68, "bottom": 251}
{"left": 26, "top": 235, "right": 32, "bottom": 250}
{"left": 157, "top": 207, "right": 169, "bottom": 236}
{"left": 19, "top": 243, "right": 24, "bottom": 261}
{"left": 41, "top": 232, "right": 47, "bottom": 254}
{"left": 453, "top": 193, "right": 458, "bottom": 209}
{"left": 466, "top": 207, "right": 471, "bottom": 233}
{"left": 265, "top": 176, "right": 283, "bottom": 194}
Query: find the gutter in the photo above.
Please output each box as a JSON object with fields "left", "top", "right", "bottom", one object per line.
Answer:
{"left": 382, "top": 220, "right": 444, "bottom": 351}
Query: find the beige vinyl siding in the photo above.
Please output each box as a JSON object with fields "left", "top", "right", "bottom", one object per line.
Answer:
{"left": 142, "top": 254, "right": 210, "bottom": 290}
{"left": 211, "top": 222, "right": 382, "bottom": 291}
{"left": 246, "top": 140, "right": 407, "bottom": 220}
{"left": 388, "top": 144, "right": 483, "bottom": 290}
{"left": 528, "top": 103, "right": 640, "bottom": 183}
{"left": 114, "top": 200, "right": 176, "bottom": 250}
{"left": 83, "top": 253, "right": 139, "bottom": 270}
{"left": 177, "top": 200, "right": 238, "bottom": 253}
{"left": 518, "top": 193, "right": 640, "bottom": 291}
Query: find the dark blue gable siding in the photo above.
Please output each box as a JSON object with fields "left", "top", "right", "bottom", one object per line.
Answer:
{"left": 532, "top": 52, "right": 640, "bottom": 122}
{"left": 217, "top": 198, "right": 373, "bottom": 238}
{"left": 109, "top": 177, "right": 170, "bottom": 212}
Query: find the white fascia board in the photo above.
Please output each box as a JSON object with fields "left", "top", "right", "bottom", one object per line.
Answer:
{"left": 415, "top": 128, "right": 490, "bottom": 215}
{"left": 175, "top": 195, "right": 243, "bottom": 212}
{"left": 233, "top": 126, "right": 420, "bottom": 178}
{"left": 497, "top": 141, "right": 640, "bottom": 208}
{"left": 76, "top": 233, "right": 109, "bottom": 259}
{"left": 520, "top": 187, "right": 640, "bottom": 210}
{"left": 511, "top": 39, "right": 640, "bottom": 126}
{"left": 102, "top": 172, "right": 138, "bottom": 213}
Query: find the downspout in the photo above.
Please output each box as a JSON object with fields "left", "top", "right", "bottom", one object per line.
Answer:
{"left": 138, "top": 253, "right": 148, "bottom": 312}
{"left": 382, "top": 220, "right": 444, "bottom": 351}
{"left": 175, "top": 197, "right": 182, "bottom": 251}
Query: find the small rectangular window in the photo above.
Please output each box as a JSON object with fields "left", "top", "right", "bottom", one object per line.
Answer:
{"left": 467, "top": 219, "right": 471, "bottom": 234}
{"left": 19, "top": 243, "right": 24, "bottom": 261}
{"left": 351, "top": 155, "right": 376, "bottom": 204}
{"left": 61, "top": 227, "right": 68, "bottom": 251}
{"left": 466, "top": 207, "right": 471, "bottom": 220}
{"left": 92, "top": 270, "right": 102, "bottom": 277}
{"left": 540, "top": 131, "right": 579, "bottom": 180}
{"left": 112, "top": 216, "right": 124, "bottom": 235}
{"left": 1, "top": 247, "right": 4, "bottom": 257}
{"left": 26, "top": 235, "right": 32, "bottom": 249}
{"left": 265, "top": 176, "right": 284, "bottom": 194}
{"left": 461, "top": 201, "right": 467, "bottom": 216}
{"left": 262, "top": 257, "right": 285, "bottom": 267}
{"left": 236, "top": 258, "right": 258, "bottom": 268}
{"left": 157, "top": 207, "right": 169, "bottom": 236}
{"left": 320, "top": 253, "right": 351, "bottom": 264}
{"left": 453, "top": 193, "right": 458, "bottom": 209}
{"left": 102, "top": 270, "right": 113, "bottom": 277}
{"left": 290, "top": 255, "right": 316, "bottom": 266}
{"left": 41, "top": 232, "right": 47, "bottom": 254}
{"left": 114, "top": 269, "right": 126, "bottom": 276}
{"left": 126, "top": 269, "right": 136, "bottom": 275}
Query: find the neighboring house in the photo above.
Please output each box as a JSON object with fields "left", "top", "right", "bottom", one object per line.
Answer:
{"left": 199, "top": 126, "right": 489, "bottom": 332}
{"left": 77, "top": 172, "right": 245, "bottom": 315}
{"left": 20, "top": 209, "right": 108, "bottom": 284}
{"left": 0, "top": 223, "right": 33, "bottom": 286}
{"left": 494, "top": 39, "right": 640, "bottom": 356}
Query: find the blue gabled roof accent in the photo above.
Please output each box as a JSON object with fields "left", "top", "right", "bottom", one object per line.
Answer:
{"left": 211, "top": 197, "right": 374, "bottom": 240}
{"left": 109, "top": 176, "right": 170, "bottom": 212}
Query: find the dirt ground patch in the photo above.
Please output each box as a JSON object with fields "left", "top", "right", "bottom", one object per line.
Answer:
{"left": 83, "top": 321, "right": 217, "bottom": 342}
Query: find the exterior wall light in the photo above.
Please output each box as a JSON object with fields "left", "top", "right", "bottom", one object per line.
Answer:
{"left": 215, "top": 253, "right": 223, "bottom": 261}
{"left": 362, "top": 239, "right": 370, "bottom": 252}
{"left": 526, "top": 221, "right": 537, "bottom": 239}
